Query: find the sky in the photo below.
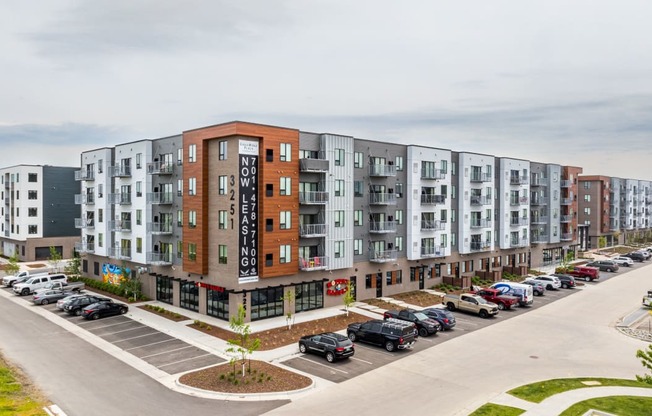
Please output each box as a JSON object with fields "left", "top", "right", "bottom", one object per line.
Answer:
{"left": 1, "top": 0, "right": 651, "bottom": 179}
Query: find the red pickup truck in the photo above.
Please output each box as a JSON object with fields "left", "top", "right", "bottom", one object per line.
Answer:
{"left": 564, "top": 266, "right": 600, "bottom": 282}
{"left": 471, "top": 288, "right": 520, "bottom": 310}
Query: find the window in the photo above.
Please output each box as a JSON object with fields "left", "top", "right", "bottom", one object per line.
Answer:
{"left": 219, "top": 176, "right": 227, "bottom": 195}
{"left": 354, "top": 239, "right": 363, "bottom": 255}
{"left": 354, "top": 152, "right": 364, "bottom": 168}
{"left": 219, "top": 141, "right": 227, "bottom": 160}
{"left": 219, "top": 245, "right": 227, "bottom": 264}
{"left": 334, "top": 210, "right": 344, "bottom": 227}
{"left": 136, "top": 210, "right": 142, "bottom": 225}
{"left": 28, "top": 208, "right": 37, "bottom": 217}
{"left": 280, "top": 177, "right": 291, "bottom": 195}
{"left": 177, "top": 148, "right": 183, "bottom": 165}
{"left": 188, "top": 243, "right": 197, "bottom": 261}
{"left": 334, "top": 180, "right": 344, "bottom": 197}
{"left": 189, "top": 210, "right": 197, "bottom": 228}
{"left": 395, "top": 236, "right": 403, "bottom": 252}
{"left": 396, "top": 210, "right": 404, "bottom": 225}
{"left": 189, "top": 144, "right": 197, "bottom": 162}
{"left": 28, "top": 190, "right": 37, "bottom": 200}
{"left": 136, "top": 181, "right": 142, "bottom": 197}
{"left": 584, "top": 194, "right": 591, "bottom": 202}
{"left": 188, "top": 177, "right": 196, "bottom": 195}
{"left": 136, "top": 238, "right": 142, "bottom": 253}
{"left": 334, "top": 148, "right": 345, "bottom": 166}
{"left": 354, "top": 210, "right": 363, "bottom": 226}
{"left": 28, "top": 173, "right": 37, "bottom": 182}
{"left": 280, "top": 211, "right": 291, "bottom": 229}
{"left": 136, "top": 153, "right": 142, "bottom": 169}
{"left": 334, "top": 241, "right": 344, "bottom": 258}
{"left": 219, "top": 210, "right": 227, "bottom": 229}
{"left": 395, "top": 156, "right": 404, "bottom": 171}
{"left": 28, "top": 225, "right": 37, "bottom": 234}
{"left": 280, "top": 143, "right": 291, "bottom": 161}
{"left": 280, "top": 245, "right": 291, "bottom": 263}
{"left": 177, "top": 210, "right": 183, "bottom": 227}
{"left": 354, "top": 181, "right": 363, "bottom": 197}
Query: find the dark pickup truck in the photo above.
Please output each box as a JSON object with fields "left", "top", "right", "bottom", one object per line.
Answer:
{"left": 347, "top": 319, "right": 418, "bottom": 352}
{"left": 471, "top": 288, "right": 520, "bottom": 310}
{"left": 383, "top": 309, "right": 441, "bottom": 337}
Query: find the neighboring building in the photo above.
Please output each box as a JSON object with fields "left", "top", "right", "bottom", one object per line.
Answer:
{"left": 0, "top": 165, "right": 80, "bottom": 261}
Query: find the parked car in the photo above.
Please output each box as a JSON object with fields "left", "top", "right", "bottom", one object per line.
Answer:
{"left": 32, "top": 289, "right": 72, "bottom": 305}
{"left": 526, "top": 275, "right": 561, "bottom": 290}
{"left": 551, "top": 274, "right": 576, "bottom": 289}
{"left": 520, "top": 279, "right": 545, "bottom": 296}
{"left": 82, "top": 301, "right": 128, "bottom": 320}
{"left": 65, "top": 295, "right": 113, "bottom": 316}
{"left": 298, "top": 332, "right": 354, "bottom": 362}
{"left": 347, "top": 319, "right": 417, "bottom": 352}
{"left": 420, "top": 307, "right": 457, "bottom": 330}
{"left": 585, "top": 260, "right": 619, "bottom": 272}
{"left": 383, "top": 309, "right": 441, "bottom": 336}
{"left": 624, "top": 252, "right": 646, "bottom": 262}
{"left": 612, "top": 256, "right": 635, "bottom": 267}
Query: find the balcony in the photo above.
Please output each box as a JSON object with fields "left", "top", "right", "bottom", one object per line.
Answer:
{"left": 108, "top": 193, "right": 132, "bottom": 205}
{"left": 421, "top": 220, "right": 445, "bottom": 231}
{"left": 299, "top": 256, "right": 328, "bottom": 271}
{"left": 470, "top": 195, "right": 491, "bottom": 206}
{"left": 369, "top": 164, "right": 396, "bottom": 177}
{"left": 146, "top": 161, "right": 174, "bottom": 175}
{"left": 147, "top": 251, "right": 173, "bottom": 265}
{"left": 510, "top": 238, "right": 528, "bottom": 248}
{"left": 509, "top": 217, "right": 529, "bottom": 227}
{"left": 369, "top": 192, "right": 396, "bottom": 205}
{"left": 109, "top": 165, "right": 132, "bottom": 178}
{"left": 109, "top": 247, "right": 132, "bottom": 260}
{"left": 531, "top": 216, "right": 549, "bottom": 224}
{"left": 369, "top": 249, "right": 398, "bottom": 263}
{"left": 75, "top": 170, "right": 95, "bottom": 181}
{"left": 530, "top": 197, "right": 548, "bottom": 206}
{"left": 147, "top": 192, "right": 173, "bottom": 205}
{"left": 299, "top": 157, "right": 329, "bottom": 172}
{"left": 421, "top": 168, "right": 446, "bottom": 180}
{"left": 471, "top": 218, "right": 491, "bottom": 228}
{"left": 299, "top": 223, "right": 327, "bottom": 237}
{"left": 75, "top": 194, "right": 95, "bottom": 205}
{"left": 470, "top": 241, "right": 491, "bottom": 252}
{"left": 421, "top": 194, "right": 446, "bottom": 205}
{"left": 74, "top": 242, "right": 95, "bottom": 253}
{"left": 74, "top": 218, "right": 94, "bottom": 229}
{"left": 369, "top": 221, "right": 397, "bottom": 234}
{"left": 470, "top": 172, "right": 492, "bottom": 183}
{"left": 510, "top": 176, "right": 528, "bottom": 185}
{"left": 560, "top": 233, "right": 573, "bottom": 241}
{"left": 560, "top": 215, "right": 573, "bottom": 223}
{"left": 421, "top": 245, "right": 444, "bottom": 258}
{"left": 299, "top": 191, "right": 329, "bottom": 205}
{"left": 560, "top": 180, "right": 572, "bottom": 188}
{"left": 148, "top": 221, "right": 173, "bottom": 235}
{"left": 530, "top": 234, "right": 549, "bottom": 244}
{"left": 109, "top": 220, "right": 131, "bottom": 232}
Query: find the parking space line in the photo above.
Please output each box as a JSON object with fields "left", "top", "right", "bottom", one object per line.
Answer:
{"left": 140, "top": 345, "right": 195, "bottom": 359}
{"left": 296, "top": 356, "right": 349, "bottom": 374}
{"left": 112, "top": 331, "right": 160, "bottom": 343}
{"left": 125, "top": 338, "right": 177, "bottom": 351}
{"left": 349, "top": 356, "right": 373, "bottom": 365}
{"left": 101, "top": 325, "right": 147, "bottom": 336}
{"left": 158, "top": 353, "right": 214, "bottom": 368}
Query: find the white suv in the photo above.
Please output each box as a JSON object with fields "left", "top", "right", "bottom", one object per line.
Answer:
{"left": 526, "top": 275, "right": 561, "bottom": 290}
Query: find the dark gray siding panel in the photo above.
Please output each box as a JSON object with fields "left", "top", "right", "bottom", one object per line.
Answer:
{"left": 42, "top": 166, "right": 81, "bottom": 237}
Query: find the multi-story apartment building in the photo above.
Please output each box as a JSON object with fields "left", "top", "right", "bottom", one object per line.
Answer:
{"left": 0, "top": 165, "right": 79, "bottom": 261}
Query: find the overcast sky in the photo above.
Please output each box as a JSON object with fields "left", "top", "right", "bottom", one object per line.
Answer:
{"left": 2, "top": 0, "right": 651, "bottom": 179}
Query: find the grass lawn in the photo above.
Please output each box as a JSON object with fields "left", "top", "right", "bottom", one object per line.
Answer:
{"left": 560, "top": 396, "right": 652, "bottom": 416}
{"left": 469, "top": 403, "right": 525, "bottom": 416}
{"left": 508, "top": 378, "right": 652, "bottom": 403}
{"left": 0, "top": 354, "right": 47, "bottom": 416}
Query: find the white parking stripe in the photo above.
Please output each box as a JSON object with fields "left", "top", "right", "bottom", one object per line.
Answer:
{"left": 140, "top": 345, "right": 194, "bottom": 359}
{"left": 296, "top": 356, "right": 349, "bottom": 374}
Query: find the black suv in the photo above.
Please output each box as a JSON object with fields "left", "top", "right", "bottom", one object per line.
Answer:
{"left": 347, "top": 319, "right": 417, "bottom": 352}
{"left": 65, "top": 295, "right": 112, "bottom": 316}
{"left": 420, "top": 308, "right": 456, "bottom": 330}
{"left": 298, "top": 332, "right": 354, "bottom": 362}
{"left": 552, "top": 273, "right": 576, "bottom": 289}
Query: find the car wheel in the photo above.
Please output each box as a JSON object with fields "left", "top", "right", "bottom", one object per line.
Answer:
{"left": 75, "top": 309, "right": 82, "bottom": 316}
{"left": 418, "top": 327, "right": 429, "bottom": 337}
{"left": 446, "top": 302, "right": 456, "bottom": 312}
{"left": 120, "top": 307, "right": 127, "bottom": 314}
{"left": 479, "top": 309, "right": 489, "bottom": 319}
{"left": 92, "top": 313, "right": 99, "bottom": 320}
{"left": 348, "top": 332, "right": 356, "bottom": 342}
{"left": 41, "top": 299, "right": 49, "bottom": 305}
{"left": 325, "top": 352, "right": 335, "bottom": 363}
{"left": 497, "top": 303, "right": 505, "bottom": 311}
{"left": 385, "top": 341, "right": 396, "bottom": 352}
{"left": 299, "top": 343, "right": 307, "bottom": 353}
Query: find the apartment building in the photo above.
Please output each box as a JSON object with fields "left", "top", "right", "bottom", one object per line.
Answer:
{"left": 0, "top": 165, "right": 79, "bottom": 261}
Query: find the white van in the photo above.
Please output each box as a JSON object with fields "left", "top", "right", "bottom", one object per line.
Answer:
{"left": 13, "top": 274, "right": 68, "bottom": 296}
{"left": 490, "top": 281, "right": 534, "bottom": 306}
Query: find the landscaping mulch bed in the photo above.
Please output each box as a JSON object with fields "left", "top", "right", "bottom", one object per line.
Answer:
{"left": 138, "top": 305, "right": 191, "bottom": 322}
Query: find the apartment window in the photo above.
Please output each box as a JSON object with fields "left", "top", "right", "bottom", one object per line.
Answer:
{"left": 335, "top": 180, "right": 344, "bottom": 197}
{"left": 334, "top": 241, "right": 344, "bottom": 258}
{"left": 136, "top": 210, "right": 142, "bottom": 225}
{"left": 280, "top": 143, "right": 291, "bottom": 161}
{"left": 334, "top": 148, "right": 345, "bottom": 166}
{"left": 28, "top": 190, "right": 37, "bottom": 200}
{"left": 584, "top": 194, "right": 591, "bottom": 202}
{"left": 280, "top": 177, "right": 292, "bottom": 195}
{"left": 188, "top": 178, "right": 196, "bottom": 196}
{"left": 395, "top": 183, "right": 403, "bottom": 198}
{"left": 396, "top": 210, "right": 404, "bottom": 225}
{"left": 219, "top": 210, "right": 227, "bottom": 229}
{"left": 395, "top": 156, "right": 404, "bottom": 171}
{"left": 354, "top": 239, "right": 363, "bottom": 255}
{"left": 280, "top": 211, "right": 291, "bottom": 229}
{"left": 219, "top": 176, "right": 227, "bottom": 195}
{"left": 188, "top": 243, "right": 197, "bottom": 261}
{"left": 28, "top": 173, "right": 37, "bottom": 182}
{"left": 354, "top": 181, "right": 363, "bottom": 197}
{"left": 177, "top": 210, "right": 183, "bottom": 227}
{"left": 28, "top": 225, "right": 37, "bottom": 234}
{"left": 189, "top": 210, "right": 197, "bottom": 228}
{"left": 98, "top": 233, "right": 103, "bottom": 248}
{"left": 136, "top": 181, "right": 142, "bottom": 197}
{"left": 136, "top": 153, "right": 142, "bottom": 169}
{"left": 177, "top": 148, "right": 183, "bottom": 165}
{"left": 395, "top": 236, "right": 404, "bottom": 251}
{"left": 189, "top": 144, "right": 197, "bottom": 163}
{"left": 280, "top": 245, "right": 291, "bottom": 263}
{"left": 334, "top": 210, "right": 344, "bottom": 227}
{"left": 354, "top": 152, "right": 364, "bottom": 168}
{"left": 354, "top": 210, "right": 363, "bottom": 226}
{"left": 219, "top": 245, "right": 227, "bottom": 264}
{"left": 136, "top": 238, "right": 142, "bottom": 254}
{"left": 98, "top": 209, "right": 103, "bottom": 223}
{"left": 219, "top": 141, "right": 227, "bottom": 160}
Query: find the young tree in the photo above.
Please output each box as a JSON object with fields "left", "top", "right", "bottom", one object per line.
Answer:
{"left": 225, "top": 304, "right": 261, "bottom": 376}
{"left": 342, "top": 281, "right": 355, "bottom": 316}
{"left": 4, "top": 252, "right": 20, "bottom": 276}
{"left": 281, "top": 289, "right": 296, "bottom": 330}
{"left": 48, "top": 246, "right": 63, "bottom": 273}
{"left": 636, "top": 343, "right": 652, "bottom": 384}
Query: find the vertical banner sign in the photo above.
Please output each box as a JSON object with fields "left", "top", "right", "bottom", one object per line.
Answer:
{"left": 238, "top": 140, "right": 259, "bottom": 284}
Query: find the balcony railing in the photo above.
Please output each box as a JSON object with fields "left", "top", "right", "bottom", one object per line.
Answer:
{"left": 74, "top": 242, "right": 94, "bottom": 253}
{"left": 74, "top": 194, "right": 95, "bottom": 205}
{"left": 148, "top": 221, "right": 174, "bottom": 235}
{"left": 299, "top": 191, "right": 329, "bottom": 204}
{"left": 421, "top": 194, "right": 446, "bottom": 205}
{"left": 470, "top": 172, "right": 492, "bottom": 182}
{"left": 299, "top": 256, "right": 328, "bottom": 271}
{"left": 369, "top": 249, "right": 398, "bottom": 263}
{"left": 421, "top": 169, "right": 446, "bottom": 180}
{"left": 109, "top": 247, "right": 132, "bottom": 260}
{"left": 299, "top": 223, "right": 327, "bottom": 237}
{"left": 471, "top": 218, "right": 491, "bottom": 228}
{"left": 560, "top": 232, "right": 573, "bottom": 241}
{"left": 470, "top": 195, "right": 491, "bottom": 205}
{"left": 421, "top": 245, "right": 445, "bottom": 257}
{"left": 421, "top": 220, "right": 445, "bottom": 231}
{"left": 299, "top": 157, "right": 329, "bottom": 172}
{"left": 146, "top": 161, "right": 174, "bottom": 175}
{"left": 470, "top": 241, "right": 491, "bottom": 251}
{"left": 147, "top": 251, "right": 173, "bottom": 265}
{"left": 369, "top": 192, "right": 396, "bottom": 205}
{"left": 75, "top": 170, "right": 95, "bottom": 181}
{"left": 147, "top": 192, "right": 174, "bottom": 205}
{"left": 74, "top": 218, "right": 94, "bottom": 229}
{"left": 369, "top": 221, "right": 397, "bottom": 233}
{"left": 369, "top": 164, "right": 396, "bottom": 177}
{"left": 109, "top": 220, "right": 131, "bottom": 232}
{"left": 510, "top": 176, "right": 528, "bottom": 185}
{"left": 108, "top": 193, "right": 132, "bottom": 205}
{"left": 109, "top": 165, "right": 131, "bottom": 178}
